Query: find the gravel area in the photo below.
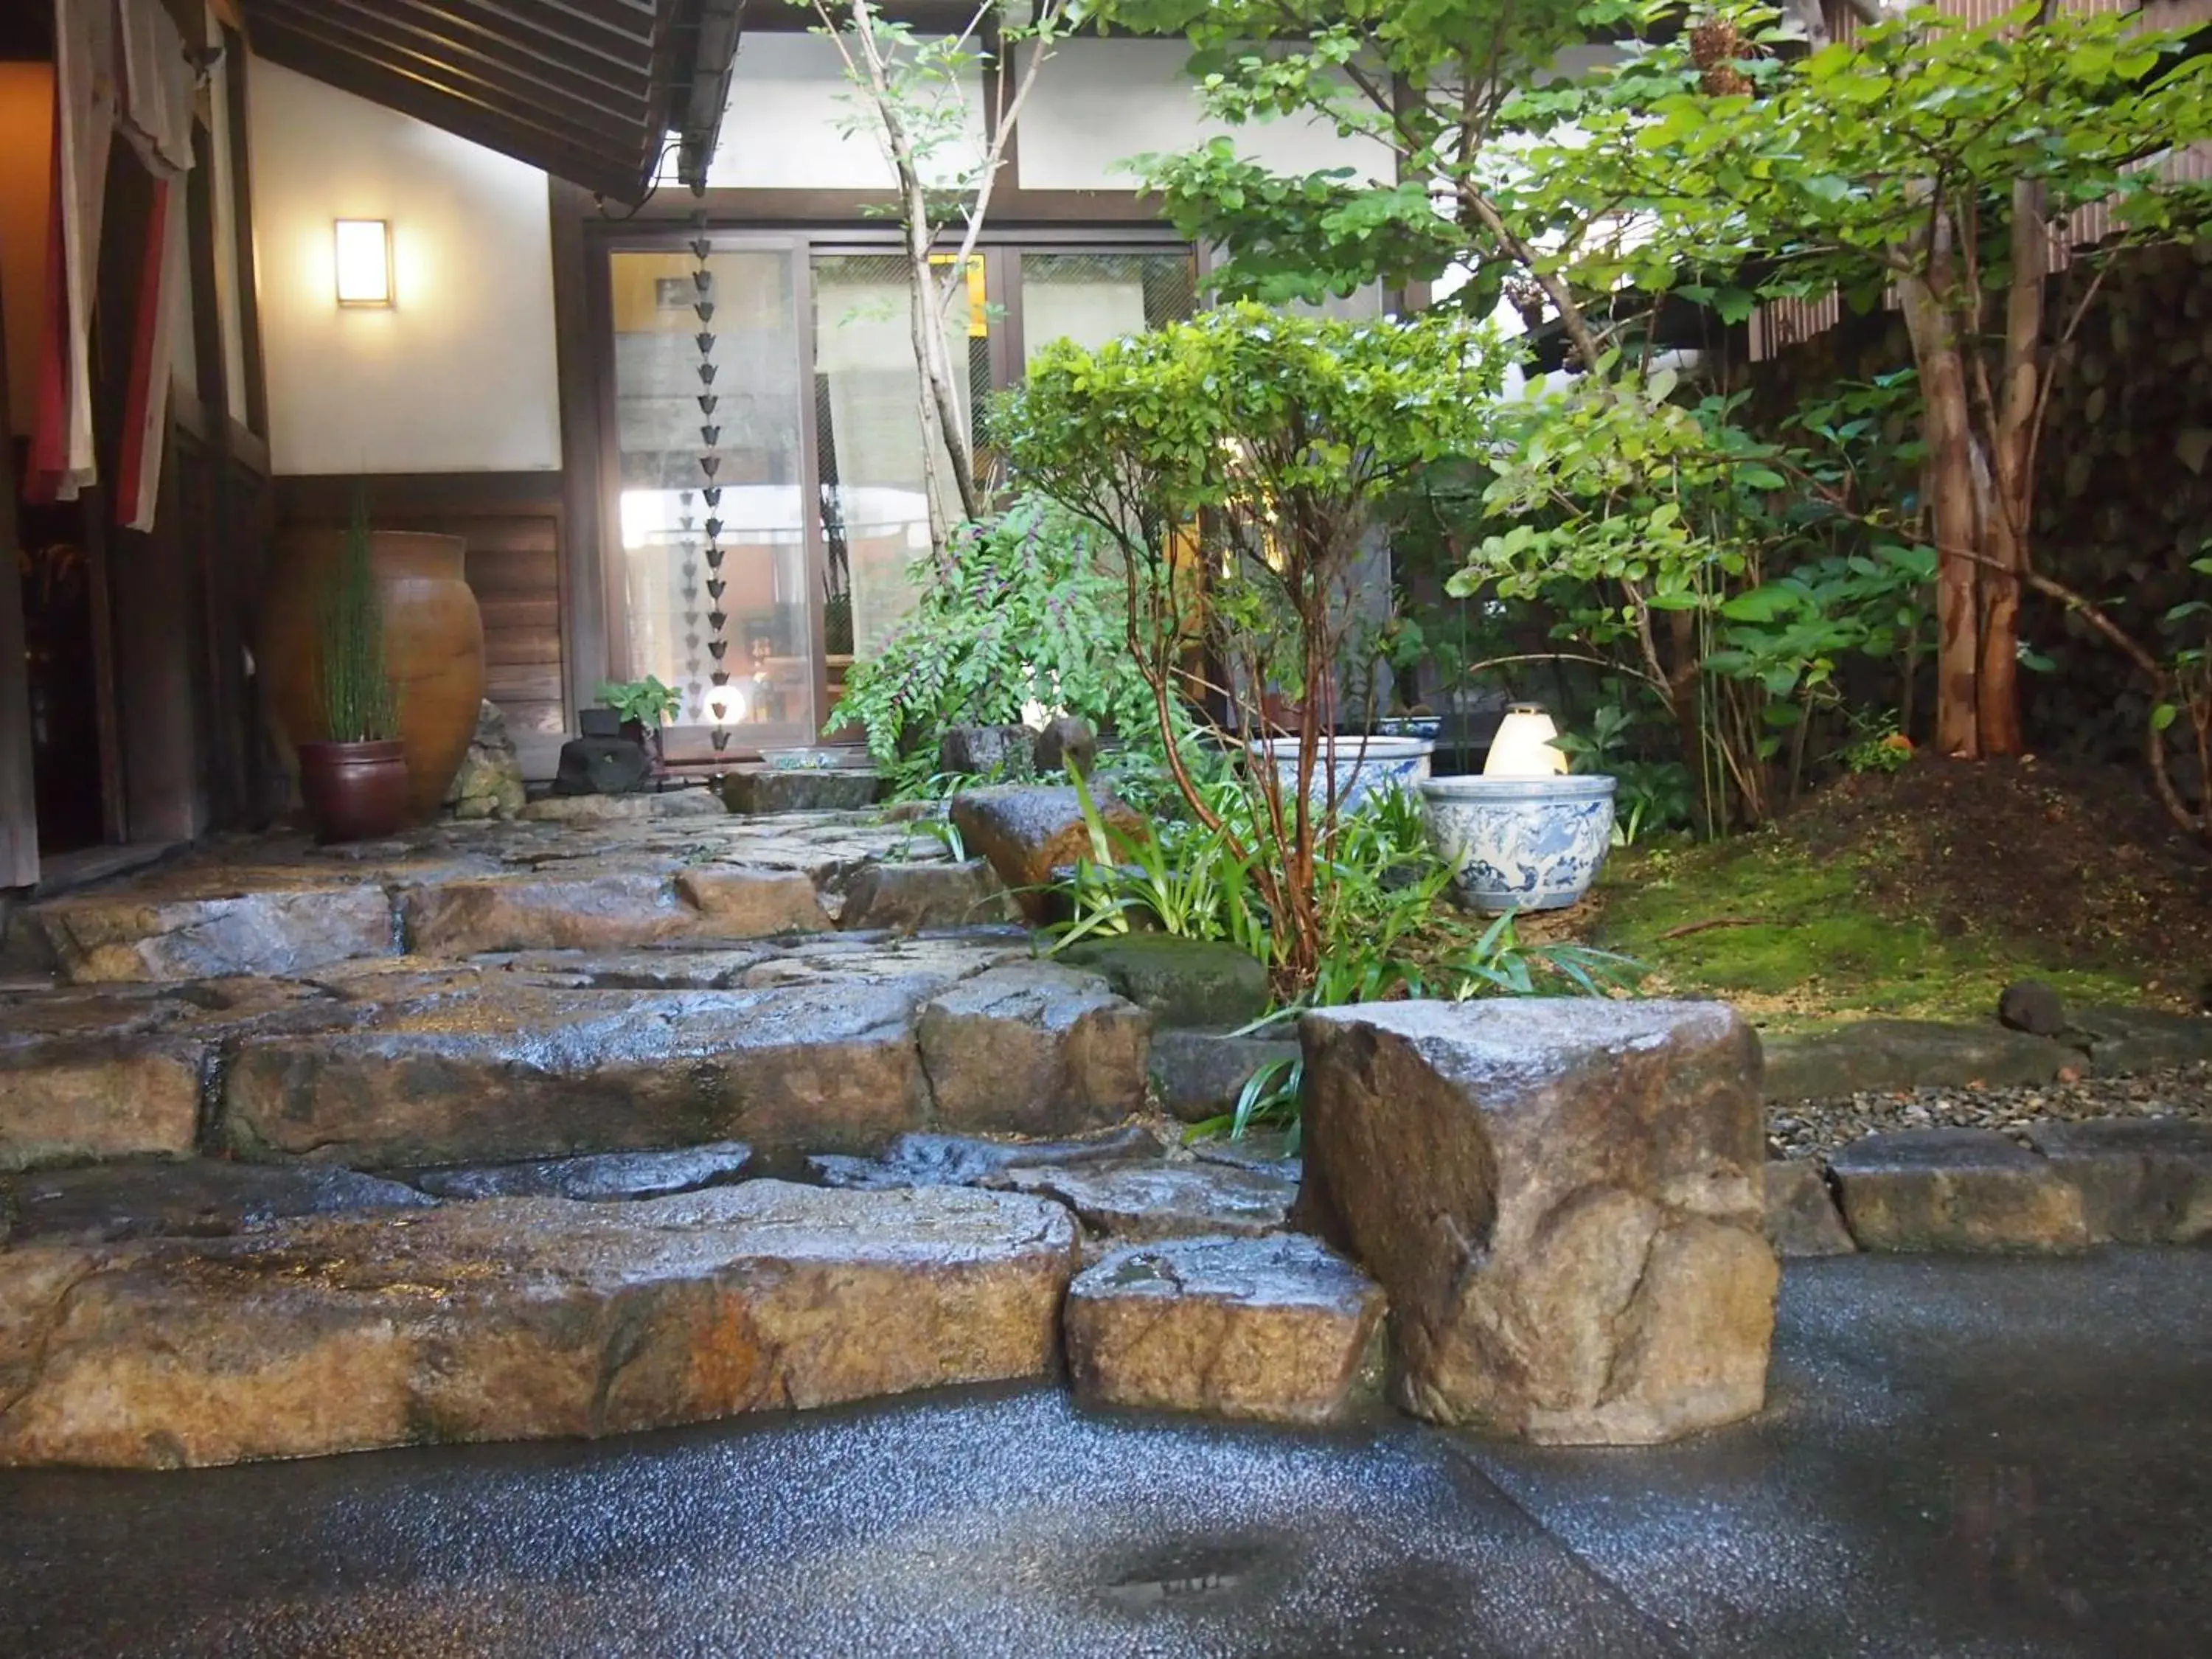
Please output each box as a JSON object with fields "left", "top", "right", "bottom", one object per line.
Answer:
{"left": 1768, "top": 1061, "right": 2212, "bottom": 1161}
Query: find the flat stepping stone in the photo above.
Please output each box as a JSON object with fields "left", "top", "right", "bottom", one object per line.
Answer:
{"left": 989, "top": 1160, "right": 1296, "bottom": 1243}
{"left": 2062, "top": 1008, "right": 2212, "bottom": 1076}
{"left": 517, "top": 791, "right": 726, "bottom": 822}
{"left": 832, "top": 860, "right": 1015, "bottom": 932}
{"left": 221, "top": 981, "right": 931, "bottom": 1167}
{"left": 1761, "top": 1019, "right": 2078, "bottom": 1101}
{"left": 1, "top": 1159, "right": 434, "bottom": 1246}
{"left": 1065, "top": 1233, "right": 1385, "bottom": 1426}
{"left": 489, "top": 947, "right": 776, "bottom": 990}
{"left": 29, "top": 877, "right": 395, "bottom": 984}
{"left": 737, "top": 935, "right": 1030, "bottom": 994}
{"left": 0, "top": 1180, "right": 1075, "bottom": 1469}
{"left": 398, "top": 868, "right": 832, "bottom": 956}
{"left": 807, "top": 1124, "right": 1159, "bottom": 1191}
{"left": 1190, "top": 1132, "right": 1301, "bottom": 1184}
{"left": 1828, "top": 1129, "right": 2090, "bottom": 1253}
{"left": 1, "top": 1036, "right": 208, "bottom": 1171}
{"left": 720, "top": 768, "right": 884, "bottom": 814}
{"left": 405, "top": 1141, "right": 754, "bottom": 1202}
{"left": 1763, "top": 1161, "right": 1856, "bottom": 1258}
{"left": 2026, "top": 1116, "right": 2212, "bottom": 1244}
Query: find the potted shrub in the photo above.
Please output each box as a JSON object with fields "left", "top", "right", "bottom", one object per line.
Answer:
{"left": 1419, "top": 704, "right": 1616, "bottom": 912}
{"left": 595, "top": 676, "right": 681, "bottom": 766}
{"left": 297, "top": 500, "right": 408, "bottom": 844}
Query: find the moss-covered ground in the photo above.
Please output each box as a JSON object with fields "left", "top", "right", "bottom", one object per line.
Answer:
{"left": 1587, "top": 833, "right": 2177, "bottom": 1032}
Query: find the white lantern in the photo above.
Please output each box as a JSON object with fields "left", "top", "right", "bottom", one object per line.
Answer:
{"left": 1484, "top": 703, "right": 1568, "bottom": 777}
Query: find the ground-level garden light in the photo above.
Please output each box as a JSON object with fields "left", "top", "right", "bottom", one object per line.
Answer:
{"left": 1421, "top": 700, "right": 1616, "bottom": 914}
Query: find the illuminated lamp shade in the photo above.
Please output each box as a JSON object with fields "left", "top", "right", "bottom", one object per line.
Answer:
{"left": 1484, "top": 703, "right": 1568, "bottom": 777}
{"left": 334, "top": 219, "right": 392, "bottom": 307}
{"left": 703, "top": 683, "right": 745, "bottom": 726}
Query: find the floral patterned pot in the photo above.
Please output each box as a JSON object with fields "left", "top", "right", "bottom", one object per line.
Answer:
{"left": 1418, "top": 773, "right": 1617, "bottom": 912}
{"left": 1246, "top": 734, "right": 1435, "bottom": 810}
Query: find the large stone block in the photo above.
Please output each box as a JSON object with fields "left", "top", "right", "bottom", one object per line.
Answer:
{"left": 1299, "top": 999, "right": 1777, "bottom": 1446}
{"left": 31, "top": 883, "right": 395, "bottom": 984}
{"left": 1065, "top": 1234, "right": 1385, "bottom": 1425}
{"left": 400, "top": 872, "right": 689, "bottom": 955}
{"left": 1827, "top": 1129, "right": 2090, "bottom": 1253}
{"left": 2025, "top": 1117, "right": 2212, "bottom": 1245}
{"left": 916, "top": 964, "right": 1151, "bottom": 1137}
{"left": 0, "top": 1038, "right": 207, "bottom": 1171}
{"left": 2062, "top": 1007, "right": 2212, "bottom": 1076}
{"left": 221, "top": 983, "right": 930, "bottom": 1166}
{"left": 672, "top": 867, "right": 835, "bottom": 936}
{"left": 947, "top": 785, "right": 1146, "bottom": 922}
{"left": 0, "top": 1182, "right": 1076, "bottom": 1468}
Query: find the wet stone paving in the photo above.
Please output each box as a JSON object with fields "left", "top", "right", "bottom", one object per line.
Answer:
{"left": 0, "top": 790, "right": 2206, "bottom": 1652}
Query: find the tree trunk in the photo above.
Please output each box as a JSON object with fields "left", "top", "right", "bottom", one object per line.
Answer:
{"left": 1975, "top": 177, "right": 2049, "bottom": 758}
{"left": 1899, "top": 258, "right": 1985, "bottom": 759}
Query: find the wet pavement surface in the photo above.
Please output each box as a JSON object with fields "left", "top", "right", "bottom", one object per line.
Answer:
{"left": 0, "top": 1251, "right": 2205, "bottom": 1658}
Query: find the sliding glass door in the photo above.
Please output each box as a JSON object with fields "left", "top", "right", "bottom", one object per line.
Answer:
{"left": 606, "top": 243, "right": 816, "bottom": 752}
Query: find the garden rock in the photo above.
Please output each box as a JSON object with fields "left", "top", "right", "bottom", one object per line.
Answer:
{"left": 1760, "top": 1018, "right": 2076, "bottom": 1101}
{"left": 1997, "top": 981, "right": 2068, "bottom": 1038}
{"left": 672, "top": 867, "right": 835, "bottom": 936}
{"left": 834, "top": 860, "right": 1015, "bottom": 933}
{"left": 1764, "top": 1161, "right": 1857, "bottom": 1258}
{"left": 1148, "top": 1030, "right": 1301, "bottom": 1124}
{"left": 807, "top": 1124, "right": 1158, "bottom": 1191}
{"left": 948, "top": 785, "right": 1146, "bottom": 922}
{"left": 988, "top": 1159, "right": 1296, "bottom": 1244}
{"left": 1299, "top": 998, "right": 1777, "bottom": 1446}
{"left": 0, "top": 1182, "right": 1077, "bottom": 1468}
{"left": 0, "top": 1158, "right": 434, "bottom": 1246}
{"left": 2025, "top": 1116, "right": 2212, "bottom": 1244}
{"left": 720, "top": 768, "right": 884, "bottom": 815}
{"left": 1827, "top": 1129, "right": 2090, "bottom": 1253}
{"left": 938, "top": 724, "right": 1035, "bottom": 780}
{"left": 2062, "top": 1006, "right": 2212, "bottom": 1075}
{"left": 1060, "top": 935, "right": 1271, "bottom": 1029}
{"left": 914, "top": 964, "right": 1151, "bottom": 1138}
{"left": 1034, "top": 715, "right": 1097, "bottom": 779}
{"left": 221, "top": 981, "right": 931, "bottom": 1166}
{"left": 1064, "top": 1234, "right": 1385, "bottom": 1425}
{"left": 443, "top": 700, "right": 526, "bottom": 821}
{"left": 404, "top": 1141, "right": 754, "bottom": 1203}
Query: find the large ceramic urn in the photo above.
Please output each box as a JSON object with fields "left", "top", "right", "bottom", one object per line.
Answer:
{"left": 260, "top": 527, "right": 486, "bottom": 823}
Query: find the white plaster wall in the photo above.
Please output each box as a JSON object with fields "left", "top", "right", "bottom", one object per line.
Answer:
{"left": 1014, "top": 40, "right": 1391, "bottom": 192}
{"left": 706, "top": 34, "right": 984, "bottom": 190}
{"left": 247, "top": 60, "right": 560, "bottom": 475}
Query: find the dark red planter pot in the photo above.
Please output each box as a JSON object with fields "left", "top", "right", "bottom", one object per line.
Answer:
{"left": 296, "top": 740, "right": 411, "bottom": 844}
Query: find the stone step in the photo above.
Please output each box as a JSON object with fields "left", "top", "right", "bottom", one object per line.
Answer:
{"left": 0, "top": 1180, "right": 1076, "bottom": 1469}
{"left": 3, "top": 947, "right": 1148, "bottom": 1174}
{"left": 20, "top": 821, "right": 1007, "bottom": 985}
{"left": 1065, "top": 1233, "right": 1385, "bottom": 1426}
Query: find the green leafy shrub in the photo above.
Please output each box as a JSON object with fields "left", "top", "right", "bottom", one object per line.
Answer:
{"left": 596, "top": 675, "right": 680, "bottom": 728}
{"left": 825, "top": 494, "right": 1171, "bottom": 794}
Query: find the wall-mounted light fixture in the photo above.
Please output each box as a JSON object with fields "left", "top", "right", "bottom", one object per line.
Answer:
{"left": 333, "top": 218, "right": 393, "bottom": 307}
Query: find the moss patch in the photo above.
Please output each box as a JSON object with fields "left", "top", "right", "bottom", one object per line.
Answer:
{"left": 1590, "top": 835, "right": 2166, "bottom": 1032}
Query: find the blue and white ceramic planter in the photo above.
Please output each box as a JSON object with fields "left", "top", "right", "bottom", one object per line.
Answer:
{"left": 1418, "top": 773, "right": 1618, "bottom": 913}
{"left": 1246, "top": 734, "right": 1435, "bottom": 811}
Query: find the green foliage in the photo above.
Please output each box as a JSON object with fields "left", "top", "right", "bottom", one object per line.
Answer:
{"left": 318, "top": 493, "right": 398, "bottom": 745}
{"left": 825, "top": 495, "right": 1172, "bottom": 794}
{"left": 595, "top": 676, "right": 679, "bottom": 728}
{"left": 1001, "top": 302, "right": 1506, "bottom": 990}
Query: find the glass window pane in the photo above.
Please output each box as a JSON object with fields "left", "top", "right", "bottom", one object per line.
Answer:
{"left": 1020, "top": 249, "right": 1197, "bottom": 364}
{"left": 609, "top": 248, "right": 814, "bottom": 742}
{"left": 811, "top": 252, "right": 984, "bottom": 661}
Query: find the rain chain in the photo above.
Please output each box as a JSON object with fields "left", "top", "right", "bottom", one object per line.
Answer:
{"left": 690, "top": 214, "right": 738, "bottom": 751}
